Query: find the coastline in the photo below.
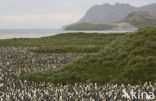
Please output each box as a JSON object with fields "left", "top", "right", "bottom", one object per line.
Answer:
{"left": 0, "top": 27, "right": 156, "bottom": 100}
{"left": 0, "top": 29, "right": 132, "bottom": 39}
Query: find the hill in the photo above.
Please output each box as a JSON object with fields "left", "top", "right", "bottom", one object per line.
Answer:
{"left": 65, "top": 22, "right": 137, "bottom": 31}
{"left": 22, "top": 26, "right": 156, "bottom": 84}
{"left": 65, "top": 22, "right": 117, "bottom": 30}
{"left": 76, "top": 3, "right": 156, "bottom": 24}
{"left": 0, "top": 33, "right": 123, "bottom": 54}
{"left": 120, "top": 11, "right": 156, "bottom": 28}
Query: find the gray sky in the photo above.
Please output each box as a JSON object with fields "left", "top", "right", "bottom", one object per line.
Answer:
{"left": 0, "top": 0, "right": 156, "bottom": 29}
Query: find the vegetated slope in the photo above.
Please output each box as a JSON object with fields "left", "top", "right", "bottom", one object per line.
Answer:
{"left": 0, "top": 33, "right": 123, "bottom": 53}
{"left": 65, "top": 22, "right": 117, "bottom": 30}
{"left": 22, "top": 26, "right": 156, "bottom": 84}
{"left": 121, "top": 11, "right": 156, "bottom": 28}
{"left": 65, "top": 22, "right": 137, "bottom": 31}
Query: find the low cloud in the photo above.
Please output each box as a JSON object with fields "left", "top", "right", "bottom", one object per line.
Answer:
{"left": 0, "top": 14, "right": 82, "bottom": 28}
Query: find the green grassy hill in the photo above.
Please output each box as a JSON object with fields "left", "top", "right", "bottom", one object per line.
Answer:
{"left": 65, "top": 22, "right": 117, "bottom": 30}
{"left": 121, "top": 11, "right": 156, "bottom": 28}
{"left": 22, "top": 26, "right": 156, "bottom": 84}
{"left": 0, "top": 33, "right": 123, "bottom": 53}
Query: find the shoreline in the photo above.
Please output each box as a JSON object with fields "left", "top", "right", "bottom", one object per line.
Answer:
{"left": 0, "top": 30, "right": 131, "bottom": 40}
{"left": 1, "top": 27, "right": 156, "bottom": 100}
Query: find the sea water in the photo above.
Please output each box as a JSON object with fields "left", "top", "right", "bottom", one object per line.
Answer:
{"left": 0, "top": 29, "right": 132, "bottom": 39}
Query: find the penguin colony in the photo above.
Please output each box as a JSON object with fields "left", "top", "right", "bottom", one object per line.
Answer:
{"left": 0, "top": 47, "right": 155, "bottom": 101}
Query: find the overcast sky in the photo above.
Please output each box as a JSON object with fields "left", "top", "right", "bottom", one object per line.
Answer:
{"left": 0, "top": 0, "right": 156, "bottom": 29}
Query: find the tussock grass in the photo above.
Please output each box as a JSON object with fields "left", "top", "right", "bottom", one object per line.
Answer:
{"left": 0, "top": 33, "right": 123, "bottom": 53}
{"left": 22, "top": 26, "right": 156, "bottom": 84}
{"left": 65, "top": 22, "right": 117, "bottom": 30}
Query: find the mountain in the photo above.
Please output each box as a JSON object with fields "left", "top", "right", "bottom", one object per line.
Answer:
{"left": 65, "top": 10, "right": 156, "bottom": 31}
{"left": 120, "top": 11, "right": 156, "bottom": 28}
{"left": 77, "top": 3, "right": 156, "bottom": 24}
{"left": 140, "top": 3, "right": 156, "bottom": 14}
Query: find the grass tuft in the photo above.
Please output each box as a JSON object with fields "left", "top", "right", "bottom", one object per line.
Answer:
{"left": 22, "top": 26, "right": 156, "bottom": 84}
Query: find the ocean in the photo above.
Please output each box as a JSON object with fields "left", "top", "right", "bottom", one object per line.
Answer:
{"left": 0, "top": 29, "right": 131, "bottom": 39}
